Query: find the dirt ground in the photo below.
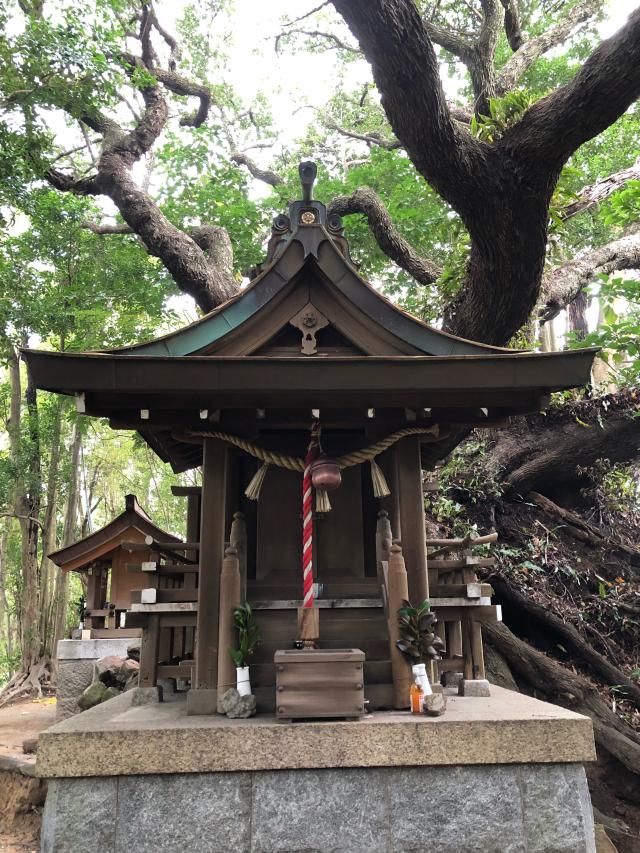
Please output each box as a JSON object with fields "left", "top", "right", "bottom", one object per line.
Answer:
{"left": 0, "top": 698, "right": 56, "bottom": 853}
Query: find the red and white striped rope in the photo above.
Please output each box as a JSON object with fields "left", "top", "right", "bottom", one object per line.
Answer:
{"left": 302, "top": 420, "right": 321, "bottom": 608}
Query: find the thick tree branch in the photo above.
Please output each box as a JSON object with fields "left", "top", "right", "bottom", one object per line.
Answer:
{"left": 499, "top": 0, "right": 524, "bottom": 51}
{"left": 495, "top": 0, "right": 604, "bottom": 96}
{"left": 276, "top": 28, "right": 360, "bottom": 54}
{"left": 325, "top": 119, "right": 402, "bottom": 149}
{"left": 540, "top": 224, "right": 640, "bottom": 322}
{"left": 151, "top": 68, "right": 212, "bottom": 127}
{"left": 230, "top": 152, "right": 284, "bottom": 186}
{"left": 328, "top": 187, "right": 442, "bottom": 285}
{"left": 422, "top": 20, "right": 473, "bottom": 57}
{"left": 81, "top": 221, "right": 133, "bottom": 235}
{"left": 561, "top": 157, "right": 640, "bottom": 222}
{"left": 332, "top": 0, "right": 486, "bottom": 220}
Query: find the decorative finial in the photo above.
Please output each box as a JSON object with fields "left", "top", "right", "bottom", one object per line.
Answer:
{"left": 299, "top": 161, "right": 317, "bottom": 203}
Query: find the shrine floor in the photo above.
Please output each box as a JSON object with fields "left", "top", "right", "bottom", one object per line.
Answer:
{"left": 38, "top": 686, "right": 597, "bottom": 852}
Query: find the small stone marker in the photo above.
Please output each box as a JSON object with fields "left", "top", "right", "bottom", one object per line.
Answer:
{"left": 459, "top": 679, "right": 491, "bottom": 697}
{"left": 220, "top": 688, "right": 257, "bottom": 719}
{"left": 423, "top": 693, "right": 447, "bottom": 716}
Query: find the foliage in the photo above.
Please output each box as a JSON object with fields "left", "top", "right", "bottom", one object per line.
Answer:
{"left": 229, "top": 603, "right": 261, "bottom": 669}
{"left": 396, "top": 599, "right": 442, "bottom": 663}
{"left": 569, "top": 274, "right": 640, "bottom": 387}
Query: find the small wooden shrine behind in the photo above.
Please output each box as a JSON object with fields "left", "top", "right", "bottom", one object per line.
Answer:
{"left": 49, "top": 494, "right": 179, "bottom": 639}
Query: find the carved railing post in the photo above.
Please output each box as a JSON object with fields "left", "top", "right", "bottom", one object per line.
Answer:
{"left": 386, "top": 541, "right": 412, "bottom": 709}
{"left": 376, "top": 509, "right": 392, "bottom": 613}
{"left": 230, "top": 511, "right": 247, "bottom": 603}
{"left": 216, "top": 544, "right": 241, "bottom": 711}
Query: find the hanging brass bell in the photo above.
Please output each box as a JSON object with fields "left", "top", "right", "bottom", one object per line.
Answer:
{"left": 310, "top": 455, "right": 342, "bottom": 491}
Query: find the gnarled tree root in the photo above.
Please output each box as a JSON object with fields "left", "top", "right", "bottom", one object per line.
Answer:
{"left": 484, "top": 622, "right": 640, "bottom": 775}
{"left": 0, "top": 659, "right": 51, "bottom": 708}
{"left": 488, "top": 574, "right": 640, "bottom": 707}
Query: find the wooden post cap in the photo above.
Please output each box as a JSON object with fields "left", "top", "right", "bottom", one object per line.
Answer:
{"left": 224, "top": 543, "right": 238, "bottom": 557}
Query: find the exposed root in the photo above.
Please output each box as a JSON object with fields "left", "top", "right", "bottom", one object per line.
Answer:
{"left": 484, "top": 623, "right": 640, "bottom": 773}
{"left": 0, "top": 659, "right": 52, "bottom": 709}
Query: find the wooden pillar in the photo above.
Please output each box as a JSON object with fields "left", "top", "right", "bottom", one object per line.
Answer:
{"left": 470, "top": 618, "right": 485, "bottom": 679}
{"left": 217, "top": 544, "right": 241, "bottom": 708}
{"left": 230, "top": 512, "right": 247, "bottom": 603}
{"left": 139, "top": 614, "right": 160, "bottom": 688}
{"left": 396, "top": 436, "right": 429, "bottom": 605}
{"left": 386, "top": 543, "right": 412, "bottom": 709}
{"left": 188, "top": 438, "right": 228, "bottom": 715}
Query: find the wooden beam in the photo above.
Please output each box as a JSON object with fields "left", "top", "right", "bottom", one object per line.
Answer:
{"left": 193, "top": 438, "right": 228, "bottom": 692}
{"left": 396, "top": 436, "right": 429, "bottom": 605}
{"left": 171, "top": 485, "right": 202, "bottom": 496}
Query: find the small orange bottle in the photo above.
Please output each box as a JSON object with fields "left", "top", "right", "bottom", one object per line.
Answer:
{"left": 410, "top": 679, "right": 424, "bottom": 714}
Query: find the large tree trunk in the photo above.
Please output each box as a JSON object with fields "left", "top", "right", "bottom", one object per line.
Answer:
{"left": 484, "top": 389, "right": 640, "bottom": 500}
{"left": 18, "top": 363, "right": 42, "bottom": 673}
{"left": 39, "top": 398, "right": 63, "bottom": 648}
{"left": 50, "top": 420, "right": 82, "bottom": 666}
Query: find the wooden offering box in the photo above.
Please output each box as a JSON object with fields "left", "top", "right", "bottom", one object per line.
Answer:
{"left": 274, "top": 648, "right": 366, "bottom": 721}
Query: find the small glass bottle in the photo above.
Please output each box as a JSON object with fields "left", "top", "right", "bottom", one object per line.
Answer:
{"left": 410, "top": 679, "right": 424, "bottom": 714}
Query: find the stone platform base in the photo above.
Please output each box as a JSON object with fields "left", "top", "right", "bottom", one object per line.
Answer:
{"left": 37, "top": 686, "right": 597, "bottom": 853}
{"left": 42, "top": 762, "right": 595, "bottom": 853}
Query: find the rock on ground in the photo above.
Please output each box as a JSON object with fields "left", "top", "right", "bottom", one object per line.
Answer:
{"left": 220, "top": 688, "right": 257, "bottom": 718}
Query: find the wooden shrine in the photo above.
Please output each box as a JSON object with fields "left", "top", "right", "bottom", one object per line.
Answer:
{"left": 49, "top": 494, "right": 180, "bottom": 638}
{"left": 25, "top": 162, "right": 596, "bottom": 716}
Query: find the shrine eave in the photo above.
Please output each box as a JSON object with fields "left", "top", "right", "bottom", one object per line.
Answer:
{"left": 23, "top": 348, "right": 596, "bottom": 408}
{"left": 48, "top": 494, "right": 179, "bottom": 572}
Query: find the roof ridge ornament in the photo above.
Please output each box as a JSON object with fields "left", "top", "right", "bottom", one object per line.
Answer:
{"left": 258, "top": 160, "right": 352, "bottom": 268}
{"left": 299, "top": 160, "right": 317, "bottom": 204}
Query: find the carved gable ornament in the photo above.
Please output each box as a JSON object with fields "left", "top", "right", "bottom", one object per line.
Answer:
{"left": 289, "top": 303, "right": 329, "bottom": 355}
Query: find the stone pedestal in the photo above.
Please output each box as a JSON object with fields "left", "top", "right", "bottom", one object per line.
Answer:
{"left": 37, "top": 686, "right": 597, "bottom": 853}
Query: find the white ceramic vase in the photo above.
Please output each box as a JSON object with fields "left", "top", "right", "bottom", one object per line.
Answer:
{"left": 236, "top": 666, "right": 251, "bottom": 696}
{"left": 412, "top": 663, "right": 432, "bottom": 696}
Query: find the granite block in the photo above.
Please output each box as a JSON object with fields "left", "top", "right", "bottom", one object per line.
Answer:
{"left": 114, "top": 772, "right": 251, "bottom": 853}
{"left": 56, "top": 660, "right": 95, "bottom": 700}
{"left": 55, "top": 698, "right": 80, "bottom": 722}
{"left": 251, "top": 767, "right": 391, "bottom": 853}
{"left": 388, "top": 765, "right": 526, "bottom": 853}
{"left": 57, "top": 638, "right": 131, "bottom": 661}
{"left": 186, "top": 687, "right": 217, "bottom": 715}
{"left": 520, "top": 763, "right": 596, "bottom": 853}
{"left": 40, "top": 762, "right": 596, "bottom": 853}
{"left": 459, "top": 678, "right": 491, "bottom": 697}
{"left": 41, "top": 776, "right": 117, "bottom": 853}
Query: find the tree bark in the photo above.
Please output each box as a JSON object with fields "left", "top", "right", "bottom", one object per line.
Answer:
{"left": 485, "top": 390, "right": 640, "bottom": 498}
{"left": 18, "top": 362, "right": 42, "bottom": 672}
{"left": 51, "top": 420, "right": 82, "bottom": 671}
{"left": 38, "top": 397, "right": 63, "bottom": 648}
